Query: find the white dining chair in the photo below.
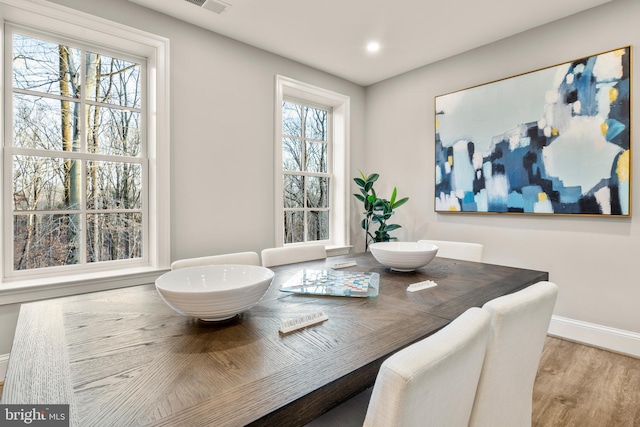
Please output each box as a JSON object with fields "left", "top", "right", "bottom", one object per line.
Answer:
{"left": 468, "top": 280, "right": 559, "bottom": 427}
{"left": 306, "top": 307, "right": 492, "bottom": 427}
{"left": 417, "top": 239, "right": 484, "bottom": 262}
{"left": 261, "top": 244, "right": 326, "bottom": 267}
{"left": 170, "top": 251, "right": 260, "bottom": 270}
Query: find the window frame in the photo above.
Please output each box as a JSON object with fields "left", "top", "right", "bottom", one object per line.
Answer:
{"left": 6, "top": 25, "right": 148, "bottom": 278}
{"left": 282, "top": 98, "right": 332, "bottom": 244}
{"left": 274, "top": 75, "right": 350, "bottom": 252}
{"left": 0, "top": 0, "right": 170, "bottom": 301}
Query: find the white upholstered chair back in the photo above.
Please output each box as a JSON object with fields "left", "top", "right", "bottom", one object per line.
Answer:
{"left": 170, "top": 251, "right": 260, "bottom": 270}
{"left": 261, "top": 244, "right": 326, "bottom": 267}
{"left": 362, "top": 307, "right": 491, "bottom": 427}
{"left": 417, "top": 239, "right": 483, "bottom": 262}
{"left": 468, "top": 281, "right": 559, "bottom": 427}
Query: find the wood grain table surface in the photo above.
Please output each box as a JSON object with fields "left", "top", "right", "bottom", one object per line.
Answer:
{"left": 1, "top": 252, "right": 548, "bottom": 426}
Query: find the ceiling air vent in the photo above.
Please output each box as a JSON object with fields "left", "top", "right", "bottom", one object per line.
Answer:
{"left": 184, "top": 0, "right": 229, "bottom": 14}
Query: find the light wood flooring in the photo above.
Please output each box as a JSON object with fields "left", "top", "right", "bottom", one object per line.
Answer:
{"left": 1, "top": 336, "right": 638, "bottom": 426}
{"left": 533, "top": 336, "right": 640, "bottom": 427}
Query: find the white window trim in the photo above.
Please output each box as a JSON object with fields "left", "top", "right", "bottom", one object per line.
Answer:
{"left": 0, "top": 0, "right": 170, "bottom": 304}
{"left": 274, "top": 75, "right": 350, "bottom": 253}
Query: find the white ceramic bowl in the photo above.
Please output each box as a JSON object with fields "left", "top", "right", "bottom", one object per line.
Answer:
{"left": 369, "top": 241, "right": 439, "bottom": 272}
{"left": 155, "top": 264, "right": 275, "bottom": 321}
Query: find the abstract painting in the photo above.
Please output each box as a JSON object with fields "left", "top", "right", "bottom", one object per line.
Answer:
{"left": 435, "top": 47, "right": 631, "bottom": 216}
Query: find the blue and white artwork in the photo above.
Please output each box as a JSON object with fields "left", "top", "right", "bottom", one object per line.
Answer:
{"left": 435, "top": 47, "right": 631, "bottom": 216}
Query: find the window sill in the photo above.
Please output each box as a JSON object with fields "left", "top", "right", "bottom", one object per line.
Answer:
{"left": 326, "top": 245, "right": 352, "bottom": 257}
{"left": 0, "top": 246, "right": 352, "bottom": 306}
{"left": 0, "top": 267, "right": 169, "bottom": 306}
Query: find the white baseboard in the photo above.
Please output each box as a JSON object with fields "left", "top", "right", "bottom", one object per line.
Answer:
{"left": 0, "top": 353, "right": 8, "bottom": 384}
{"left": 549, "top": 315, "right": 640, "bottom": 358}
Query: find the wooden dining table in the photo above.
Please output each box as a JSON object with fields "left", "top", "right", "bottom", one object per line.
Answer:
{"left": 1, "top": 252, "right": 548, "bottom": 426}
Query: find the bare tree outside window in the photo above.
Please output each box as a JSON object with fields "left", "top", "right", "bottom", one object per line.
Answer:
{"left": 282, "top": 101, "right": 330, "bottom": 244}
{"left": 10, "top": 33, "right": 144, "bottom": 272}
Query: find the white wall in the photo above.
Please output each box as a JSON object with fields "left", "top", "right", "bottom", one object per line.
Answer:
{"left": 44, "top": 0, "right": 367, "bottom": 260}
{"left": 0, "top": 0, "right": 366, "bottom": 357}
{"left": 363, "top": 0, "right": 640, "bottom": 349}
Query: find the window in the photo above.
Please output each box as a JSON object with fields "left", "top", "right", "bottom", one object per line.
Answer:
{"left": 9, "top": 30, "right": 144, "bottom": 274}
{"left": 282, "top": 100, "right": 331, "bottom": 243}
{"left": 1, "top": 1, "right": 169, "bottom": 287}
{"left": 275, "top": 76, "right": 350, "bottom": 250}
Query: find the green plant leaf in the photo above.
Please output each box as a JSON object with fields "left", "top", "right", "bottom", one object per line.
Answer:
{"left": 392, "top": 197, "right": 409, "bottom": 209}
{"left": 373, "top": 199, "right": 386, "bottom": 208}
{"left": 390, "top": 187, "right": 397, "bottom": 205}
{"left": 364, "top": 181, "right": 374, "bottom": 192}
{"left": 354, "top": 194, "right": 365, "bottom": 202}
{"left": 354, "top": 177, "right": 366, "bottom": 188}
{"left": 359, "top": 170, "right": 367, "bottom": 180}
{"left": 361, "top": 218, "right": 368, "bottom": 230}
{"left": 367, "top": 173, "right": 379, "bottom": 183}
{"left": 367, "top": 195, "right": 376, "bottom": 203}
{"left": 384, "top": 224, "right": 401, "bottom": 232}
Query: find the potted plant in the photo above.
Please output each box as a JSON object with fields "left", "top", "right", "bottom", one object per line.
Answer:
{"left": 353, "top": 171, "right": 409, "bottom": 251}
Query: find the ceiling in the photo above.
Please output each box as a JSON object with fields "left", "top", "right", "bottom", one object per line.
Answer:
{"left": 128, "top": 0, "right": 612, "bottom": 86}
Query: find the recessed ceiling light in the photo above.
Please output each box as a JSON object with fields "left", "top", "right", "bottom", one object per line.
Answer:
{"left": 366, "top": 41, "right": 380, "bottom": 53}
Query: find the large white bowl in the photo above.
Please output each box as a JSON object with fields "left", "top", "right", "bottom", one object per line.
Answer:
{"left": 369, "top": 241, "right": 439, "bottom": 272}
{"left": 155, "top": 264, "right": 275, "bottom": 321}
